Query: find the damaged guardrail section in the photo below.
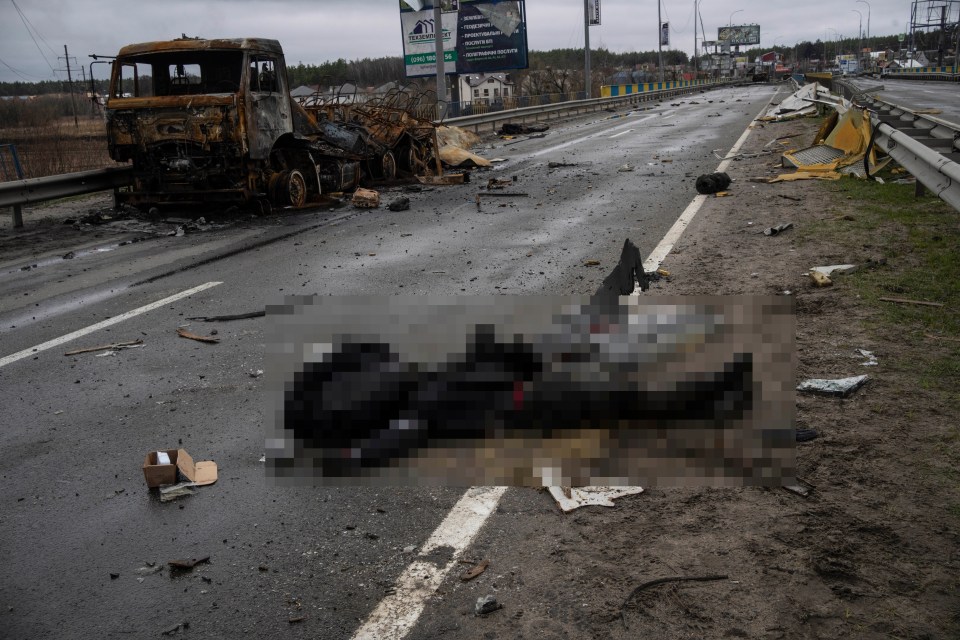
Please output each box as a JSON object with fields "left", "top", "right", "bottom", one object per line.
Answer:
{"left": 869, "top": 119, "right": 960, "bottom": 210}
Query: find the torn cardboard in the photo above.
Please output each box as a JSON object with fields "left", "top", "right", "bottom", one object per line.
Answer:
{"left": 143, "top": 449, "right": 218, "bottom": 488}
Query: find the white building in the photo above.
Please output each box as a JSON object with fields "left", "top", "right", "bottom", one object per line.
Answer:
{"left": 458, "top": 73, "right": 514, "bottom": 103}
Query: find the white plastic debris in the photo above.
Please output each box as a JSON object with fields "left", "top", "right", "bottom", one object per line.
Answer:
{"left": 547, "top": 486, "right": 644, "bottom": 513}
{"left": 857, "top": 349, "right": 878, "bottom": 366}
{"left": 811, "top": 264, "right": 858, "bottom": 277}
{"left": 797, "top": 374, "right": 869, "bottom": 397}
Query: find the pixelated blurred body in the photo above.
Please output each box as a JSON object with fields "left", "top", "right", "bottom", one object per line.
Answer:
{"left": 270, "top": 296, "right": 792, "bottom": 486}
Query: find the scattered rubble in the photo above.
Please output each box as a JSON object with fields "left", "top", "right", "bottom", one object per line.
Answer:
{"left": 499, "top": 122, "right": 549, "bottom": 135}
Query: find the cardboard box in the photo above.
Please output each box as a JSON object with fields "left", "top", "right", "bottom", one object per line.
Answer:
{"left": 142, "top": 448, "right": 218, "bottom": 488}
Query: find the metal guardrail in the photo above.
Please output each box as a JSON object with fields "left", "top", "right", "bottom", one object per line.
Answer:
{"left": 2, "top": 81, "right": 733, "bottom": 221}
{"left": 0, "top": 166, "right": 134, "bottom": 226}
{"left": 445, "top": 80, "right": 732, "bottom": 132}
{"left": 838, "top": 78, "right": 960, "bottom": 211}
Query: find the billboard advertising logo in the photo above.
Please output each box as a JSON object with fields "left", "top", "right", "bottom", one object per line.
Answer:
{"left": 408, "top": 18, "right": 452, "bottom": 46}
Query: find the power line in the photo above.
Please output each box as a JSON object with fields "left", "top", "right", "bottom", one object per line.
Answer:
{"left": 10, "top": 0, "right": 60, "bottom": 79}
{"left": 0, "top": 55, "right": 41, "bottom": 81}
{"left": 11, "top": 0, "right": 60, "bottom": 58}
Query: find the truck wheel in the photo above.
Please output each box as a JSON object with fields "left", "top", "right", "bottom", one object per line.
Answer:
{"left": 380, "top": 152, "right": 397, "bottom": 181}
{"left": 270, "top": 170, "right": 307, "bottom": 207}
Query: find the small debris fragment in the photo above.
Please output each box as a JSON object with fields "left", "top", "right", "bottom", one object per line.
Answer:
{"left": 499, "top": 122, "right": 549, "bottom": 135}
{"left": 186, "top": 311, "right": 265, "bottom": 322}
{"left": 764, "top": 223, "right": 793, "bottom": 236}
{"left": 547, "top": 161, "right": 578, "bottom": 168}
{"left": 159, "top": 482, "right": 197, "bottom": 503}
{"left": 475, "top": 595, "right": 502, "bottom": 615}
{"left": 797, "top": 375, "right": 869, "bottom": 398}
{"left": 168, "top": 557, "right": 210, "bottom": 571}
{"left": 288, "top": 617, "right": 306, "bottom": 624}
{"left": 617, "top": 163, "right": 635, "bottom": 172}
{"left": 783, "top": 480, "right": 815, "bottom": 497}
{"left": 402, "top": 545, "right": 416, "bottom": 553}
{"left": 64, "top": 339, "right": 144, "bottom": 356}
{"left": 583, "top": 260, "right": 601, "bottom": 267}
{"left": 809, "top": 270, "right": 832, "bottom": 288}
{"left": 388, "top": 197, "right": 410, "bottom": 212}
{"left": 352, "top": 188, "right": 381, "bottom": 209}
{"left": 62, "top": 251, "right": 76, "bottom": 260}
{"left": 879, "top": 297, "right": 944, "bottom": 308}
{"left": 856, "top": 349, "right": 878, "bottom": 366}
{"left": 796, "top": 428, "right": 819, "bottom": 442}
{"left": 811, "top": 264, "right": 857, "bottom": 277}
{"left": 460, "top": 559, "right": 490, "bottom": 581}
{"left": 176, "top": 328, "right": 220, "bottom": 344}
{"left": 486, "top": 178, "right": 513, "bottom": 189}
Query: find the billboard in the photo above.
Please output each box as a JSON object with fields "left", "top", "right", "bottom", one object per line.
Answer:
{"left": 399, "top": 1, "right": 529, "bottom": 77}
{"left": 588, "top": 0, "right": 601, "bottom": 25}
{"left": 718, "top": 24, "right": 761, "bottom": 46}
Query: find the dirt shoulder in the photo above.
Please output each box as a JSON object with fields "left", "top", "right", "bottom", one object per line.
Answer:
{"left": 412, "top": 113, "right": 960, "bottom": 639}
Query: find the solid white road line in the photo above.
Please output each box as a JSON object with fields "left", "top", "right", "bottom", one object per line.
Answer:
{"left": 641, "top": 93, "right": 776, "bottom": 273}
{"left": 0, "top": 281, "right": 223, "bottom": 369}
{"left": 609, "top": 129, "right": 633, "bottom": 138}
{"left": 350, "top": 486, "right": 508, "bottom": 640}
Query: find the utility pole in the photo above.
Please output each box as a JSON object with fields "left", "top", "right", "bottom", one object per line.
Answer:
{"left": 63, "top": 45, "right": 79, "bottom": 128}
{"left": 657, "top": 0, "right": 665, "bottom": 83}
{"left": 693, "top": 0, "right": 698, "bottom": 79}
{"left": 434, "top": 3, "right": 446, "bottom": 119}
{"left": 583, "top": 0, "right": 591, "bottom": 98}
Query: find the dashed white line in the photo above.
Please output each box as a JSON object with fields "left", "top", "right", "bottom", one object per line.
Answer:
{"left": 609, "top": 129, "right": 633, "bottom": 139}
{"left": 0, "top": 281, "right": 223, "bottom": 369}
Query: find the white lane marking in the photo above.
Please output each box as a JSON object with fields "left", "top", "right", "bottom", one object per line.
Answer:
{"left": 530, "top": 113, "right": 661, "bottom": 158}
{"left": 350, "top": 486, "right": 508, "bottom": 639}
{"left": 609, "top": 129, "right": 633, "bottom": 139}
{"left": 642, "top": 92, "right": 776, "bottom": 273}
{"left": 0, "top": 281, "right": 223, "bottom": 369}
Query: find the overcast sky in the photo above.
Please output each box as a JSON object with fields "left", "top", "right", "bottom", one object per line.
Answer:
{"left": 0, "top": 0, "right": 917, "bottom": 84}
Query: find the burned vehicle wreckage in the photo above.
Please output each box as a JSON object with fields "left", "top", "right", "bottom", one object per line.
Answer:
{"left": 105, "top": 37, "right": 439, "bottom": 212}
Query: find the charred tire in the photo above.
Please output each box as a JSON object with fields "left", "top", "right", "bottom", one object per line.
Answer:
{"left": 269, "top": 170, "right": 307, "bottom": 208}
{"left": 400, "top": 143, "right": 427, "bottom": 176}
{"left": 380, "top": 151, "right": 397, "bottom": 181}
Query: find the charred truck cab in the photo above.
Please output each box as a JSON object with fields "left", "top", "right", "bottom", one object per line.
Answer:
{"left": 106, "top": 37, "right": 363, "bottom": 212}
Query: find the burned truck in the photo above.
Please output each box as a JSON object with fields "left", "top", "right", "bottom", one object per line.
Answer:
{"left": 105, "top": 37, "right": 435, "bottom": 212}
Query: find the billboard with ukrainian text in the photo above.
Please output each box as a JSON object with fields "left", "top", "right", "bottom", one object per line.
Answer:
{"left": 399, "top": 0, "right": 529, "bottom": 77}
{"left": 717, "top": 24, "right": 761, "bottom": 46}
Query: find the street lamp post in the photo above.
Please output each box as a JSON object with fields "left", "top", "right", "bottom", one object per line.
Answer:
{"left": 857, "top": 0, "right": 871, "bottom": 40}
{"left": 728, "top": 9, "right": 743, "bottom": 78}
{"left": 852, "top": 9, "right": 862, "bottom": 72}
{"left": 728, "top": 9, "right": 743, "bottom": 27}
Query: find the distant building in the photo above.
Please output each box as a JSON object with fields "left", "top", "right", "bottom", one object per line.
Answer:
{"left": 457, "top": 73, "right": 514, "bottom": 103}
